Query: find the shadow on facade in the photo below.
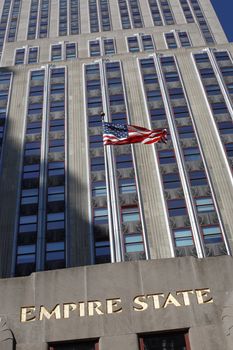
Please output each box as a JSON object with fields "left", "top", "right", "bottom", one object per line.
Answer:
{"left": 0, "top": 113, "right": 107, "bottom": 278}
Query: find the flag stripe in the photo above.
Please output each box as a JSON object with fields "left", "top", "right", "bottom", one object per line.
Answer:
{"left": 103, "top": 122, "right": 167, "bottom": 146}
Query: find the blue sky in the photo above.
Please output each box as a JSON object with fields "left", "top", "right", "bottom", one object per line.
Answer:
{"left": 211, "top": 0, "right": 233, "bottom": 42}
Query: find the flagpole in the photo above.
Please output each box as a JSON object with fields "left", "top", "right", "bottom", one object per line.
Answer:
{"left": 101, "top": 112, "right": 117, "bottom": 263}
{"left": 99, "top": 60, "right": 123, "bottom": 263}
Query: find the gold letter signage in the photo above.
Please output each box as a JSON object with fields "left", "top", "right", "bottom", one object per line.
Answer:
{"left": 20, "top": 288, "right": 213, "bottom": 322}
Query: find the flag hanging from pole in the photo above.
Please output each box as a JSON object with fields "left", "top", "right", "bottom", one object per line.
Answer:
{"left": 102, "top": 122, "right": 167, "bottom": 145}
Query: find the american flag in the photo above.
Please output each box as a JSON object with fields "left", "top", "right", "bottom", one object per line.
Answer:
{"left": 103, "top": 122, "right": 167, "bottom": 145}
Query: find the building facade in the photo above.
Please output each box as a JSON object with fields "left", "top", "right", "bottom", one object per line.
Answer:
{"left": 0, "top": 0, "right": 233, "bottom": 349}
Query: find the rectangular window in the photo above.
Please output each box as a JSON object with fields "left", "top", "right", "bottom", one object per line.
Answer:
{"left": 203, "top": 225, "right": 223, "bottom": 244}
{"left": 121, "top": 206, "right": 140, "bottom": 223}
{"left": 127, "top": 36, "right": 140, "bottom": 52}
{"left": 163, "top": 173, "right": 181, "bottom": 189}
{"left": 65, "top": 43, "right": 77, "bottom": 60}
{"left": 165, "top": 32, "right": 177, "bottom": 49}
{"left": 226, "top": 143, "right": 233, "bottom": 157}
{"left": 92, "top": 181, "right": 107, "bottom": 197}
{"left": 195, "top": 197, "right": 215, "bottom": 213}
{"left": 124, "top": 233, "right": 144, "bottom": 253}
{"left": 148, "top": 0, "right": 163, "bottom": 26}
{"left": 173, "top": 228, "right": 194, "bottom": 247}
{"left": 49, "top": 340, "right": 98, "bottom": 350}
{"left": 95, "top": 240, "right": 110, "bottom": 263}
{"left": 51, "top": 44, "right": 62, "bottom": 61}
{"left": 28, "top": 47, "right": 39, "bottom": 64}
{"left": 139, "top": 331, "right": 190, "bottom": 350}
{"left": 183, "top": 147, "right": 201, "bottom": 161}
{"left": 103, "top": 38, "right": 115, "bottom": 55}
{"left": 189, "top": 170, "right": 207, "bottom": 186}
{"left": 93, "top": 207, "right": 108, "bottom": 225}
{"left": 141, "top": 34, "right": 154, "bottom": 52}
{"left": 159, "top": 149, "right": 176, "bottom": 164}
{"left": 167, "top": 199, "right": 187, "bottom": 216}
{"left": 15, "top": 48, "right": 25, "bottom": 65}
{"left": 212, "top": 102, "right": 229, "bottom": 115}
{"left": 218, "top": 121, "right": 233, "bottom": 135}
{"left": 178, "top": 31, "right": 191, "bottom": 47}
{"left": 89, "top": 40, "right": 101, "bottom": 57}
{"left": 119, "top": 178, "right": 136, "bottom": 194}
{"left": 116, "top": 153, "right": 133, "bottom": 168}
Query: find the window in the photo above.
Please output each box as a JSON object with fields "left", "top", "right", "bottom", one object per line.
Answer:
{"left": 92, "top": 181, "right": 107, "bottom": 197}
{"left": 119, "top": 178, "right": 136, "bottom": 194}
{"left": 65, "top": 43, "right": 77, "bottom": 60}
{"left": 103, "top": 38, "right": 115, "bottom": 55}
{"left": 183, "top": 147, "right": 201, "bottom": 161}
{"left": 218, "top": 121, "right": 233, "bottom": 134}
{"left": 173, "top": 228, "right": 194, "bottom": 247}
{"left": 49, "top": 340, "right": 98, "bottom": 350}
{"left": 168, "top": 88, "right": 184, "bottom": 100}
{"left": 141, "top": 34, "right": 154, "bottom": 51}
{"left": 164, "top": 71, "right": 179, "bottom": 82}
{"left": 51, "top": 44, "right": 62, "bottom": 61}
{"left": 148, "top": 0, "right": 163, "bottom": 26}
{"left": 127, "top": 36, "right": 140, "bottom": 52}
{"left": 89, "top": 134, "right": 103, "bottom": 148}
{"left": 46, "top": 241, "right": 65, "bottom": 262}
{"left": 50, "top": 101, "right": 65, "bottom": 112}
{"left": 48, "top": 161, "right": 65, "bottom": 176}
{"left": 202, "top": 225, "right": 223, "bottom": 244}
{"left": 39, "top": 0, "right": 50, "bottom": 38}
{"left": 15, "top": 48, "right": 25, "bottom": 65}
{"left": 91, "top": 157, "right": 105, "bottom": 171}
{"left": 189, "top": 170, "right": 207, "bottom": 186}
{"left": 89, "top": 40, "right": 101, "bottom": 57}
{"left": 150, "top": 108, "right": 166, "bottom": 121}
{"left": 194, "top": 53, "right": 209, "bottom": 63}
{"left": 124, "top": 233, "right": 144, "bottom": 253}
{"left": 21, "top": 188, "right": 39, "bottom": 205}
{"left": 159, "top": 0, "right": 175, "bottom": 25}
{"left": 28, "top": 47, "right": 39, "bottom": 64}
{"left": 95, "top": 240, "right": 110, "bottom": 263}
{"left": 178, "top": 125, "right": 194, "bottom": 139}
{"left": 159, "top": 150, "right": 176, "bottom": 164}
{"left": 147, "top": 90, "right": 162, "bottom": 101}
{"left": 226, "top": 143, "right": 233, "bottom": 157}
{"left": 179, "top": 0, "right": 194, "bottom": 23}
{"left": 165, "top": 32, "right": 177, "bottom": 49}
{"left": 93, "top": 207, "right": 108, "bottom": 224}
{"left": 118, "top": 0, "right": 131, "bottom": 29}
{"left": 199, "top": 68, "right": 215, "bottom": 79}
{"left": 205, "top": 84, "right": 221, "bottom": 96}
{"left": 49, "top": 139, "right": 64, "bottom": 153}
{"left": 17, "top": 244, "right": 36, "bottom": 264}
{"left": 221, "top": 67, "right": 233, "bottom": 77}
{"left": 214, "top": 51, "right": 230, "bottom": 62}
{"left": 122, "top": 206, "right": 140, "bottom": 222}
{"left": 139, "top": 331, "right": 190, "bottom": 350}
{"left": 167, "top": 199, "right": 187, "bottom": 216}
{"left": 178, "top": 31, "right": 191, "bottom": 47}
{"left": 173, "top": 105, "right": 189, "bottom": 119}
{"left": 27, "top": 0, "right": 39, "bottom": 39}
{"left": 227, "top": 83, "right": 233, "bottom": 94}
{"left": 7, "top": 0, "right": 21, "bottom": 42}
{"left": 195, "top": 197, "right": 215, "bottom": 213}
{"left": 163, "top": 173, "right": 181, "bottom": 189}
{"left": 212, "top": 102, "right": 229, "bottom": 115}
{"left": 47, "top": 212, "right": 65, "bottom": 231}
{"left": 160, "top": 56, "right": 175, "bottom": 66}
{"left": 48, "top": 186, "right": 65, "bottom": 202}
{"left": 70, "top": 0, "right": 80, "bottom": 35}
{"left": 116, "top": 154, "right": 133, "bottom": 168}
